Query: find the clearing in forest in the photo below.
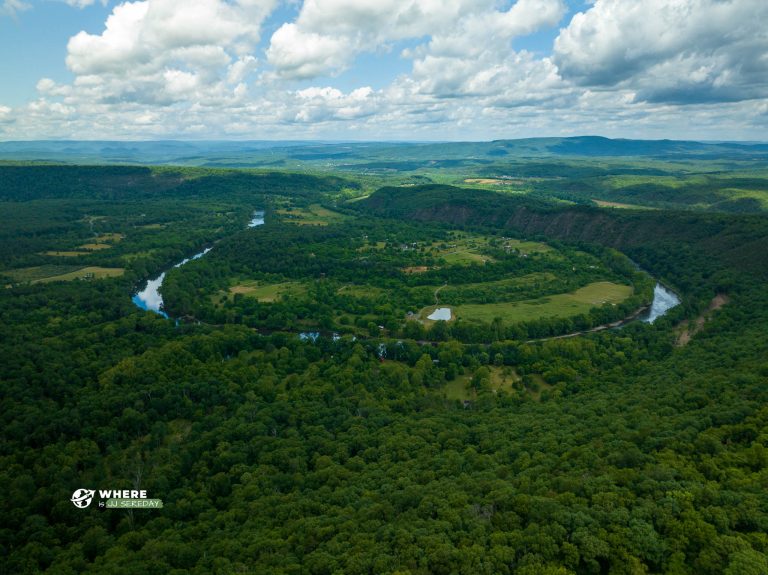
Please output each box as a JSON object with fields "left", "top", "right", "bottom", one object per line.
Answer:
{"left": 443, "top": 366, "right": 523, "bottom": 401}
{"left": 453, "top": 281, "right": 633, "bottom": 323}
{"left": 5, "top": 265, "right": 124, "bottom": 284}
{"left": 593, "top": 199, "right": 657, "bottom": 210}
{"left": 226, "top": 280, "right": 306, "bottom": 302}
{"left": 276, "top": 204, "right": 348, "bottom": 226}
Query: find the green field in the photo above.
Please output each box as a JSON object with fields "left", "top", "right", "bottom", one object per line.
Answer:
{"left": 228, "top": 280, "right": 306, "bottom": 302}
{"left": 593, "top": 199, "right": 658, "bottom": 210}
{"left": 441, "top": 250, "right": 491, "bottom": 264}
{"left": 5, "top": 265, "right": 124, "bottom": 284}
{"left": 435, "top": 232, "right": 551, "bottom": 264}
{"left": 498, "top": 238, "right": 552, "bottom": 253}
{"left": 453, "top": 281, "right": 633, "bottom": 323}
{"left": 276, "top": 204, "right": 348, "bottom": 226}
{"left": 336, "top": 284, "right": 387, "bottom": 298}
{"left": 443, "top": 367, "right": 522, "bottom": 401}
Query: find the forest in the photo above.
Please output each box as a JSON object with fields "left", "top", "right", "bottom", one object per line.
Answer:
{"left": 1, "top": 161, "right": 767, "bottom": 574}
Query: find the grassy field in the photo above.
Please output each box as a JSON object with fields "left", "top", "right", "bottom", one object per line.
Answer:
{"left": 337, "top": 284, "right": 387, "bottom": 298}
{"left": 276, "top": 204, "right": 348, "bottom": 226}
{"left": 5, "top": 265, "right": 124, "bottom": 284}
{"left": 593, "top": 199, "right": 658, "bottom": 210}
{"left": 94, "top": 233, "right": 125, "bottom": 242}
{"left": 499, "top": 238, "right": 552, "bottom": 254}
{"left": 227, "top": 280, "right": 306, "bottom": 302}
{"left": 45, "top": 233, "right": 125, "bottom": 257}
{"left": 435, "top": 232, "right": 550, "bottom": 263}
{"left": 443, "top": 367, "right": 521, "bottom": 401}
{"left": 79, "top": 243, "right": 112, "bottom": 251}
{"left": 441, "top": 250, "right": 491, "bottom": 265}
{"left": 453, "top": 281, "right": 633, "bottom": 323}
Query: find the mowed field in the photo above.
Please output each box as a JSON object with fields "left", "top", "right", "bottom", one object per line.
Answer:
{"left": 227, "top": 280, "right": 306, "bottom": 302}
{"left": 453, "top": 281, "right": 633, "bottom": 323}
{"left": 5, "top": 265, "right": 125, "bottom": 284}
{"left": 276, "top": 204, "right": 348, "bottom": 226}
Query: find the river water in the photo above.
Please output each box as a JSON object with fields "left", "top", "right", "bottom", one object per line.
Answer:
{"left": 133, "top": 211, "right": 681, "bottom": 330}
{"left": 132, "top": 211, "right": 263, "bottom": 318}
{"left": 639, "top": 283, "right": 681, "bottom": 324}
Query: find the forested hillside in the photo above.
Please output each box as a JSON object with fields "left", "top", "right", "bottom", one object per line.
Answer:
{"left": 1, "top": 166, "right": 767, "bottom": 574}
{"left": 361, "top": 185, "right": 768, "bottom": 283}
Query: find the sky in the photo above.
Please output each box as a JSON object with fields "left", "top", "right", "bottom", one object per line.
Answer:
{"left": 0, "top": 0, "right": 766, "bottom": 141}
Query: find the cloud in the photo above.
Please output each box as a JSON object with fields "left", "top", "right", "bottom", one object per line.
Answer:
{"left": 1, "top": 0, "right": 30, "bottom": 17}
{"left": 553, "top": 0, "right": 768, "bottom": 103}
{"left": 61, "top": 0, "right": 276, "bottom": 108}
{"left": 0, "top": 105, "right": 13, "bottom": 124}
{"left": 267, "top": 0, "right": 565, "bottom": 80}
{"left": 266, "top": 23, "right": 351, "bottom": 79}
{"left": 293, "top": 85, "right": 376, "bottom": 122}
{"left": 4, "top": 0, "right": 768, "bottom": 141}
{"left": 67, "top": 0, "right": 274, "bottom": 75}
{"left": 62, "top": 0, "right": 108, "bottom": 8}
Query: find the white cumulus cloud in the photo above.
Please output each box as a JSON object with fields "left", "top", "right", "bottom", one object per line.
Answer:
{"left": 4, "top": 0, "right": 768, "bottom": 140}
{"left": 267, "top": 0, "right": 565, "bottom": 80}
{"left": 63, "top": 0, "right": 276, "bottom": 106}
{"left": 553, "top": 0, "right": 768, "bottom": 103}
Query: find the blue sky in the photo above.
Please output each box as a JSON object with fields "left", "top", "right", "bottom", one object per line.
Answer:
{"left": 0, "top": 0, "right": 766, "bottom": 141}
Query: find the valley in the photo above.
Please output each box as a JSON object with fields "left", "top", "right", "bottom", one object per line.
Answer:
{"left": 1, "top": 140, "right": 767, "bottom": 575}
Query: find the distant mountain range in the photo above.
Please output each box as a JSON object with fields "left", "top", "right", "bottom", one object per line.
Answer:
{"left": 1, "top": 136, "right": 767, "bottom": 167}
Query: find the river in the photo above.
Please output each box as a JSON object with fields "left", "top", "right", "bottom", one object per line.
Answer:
{"left": 639, "top": 283, "right": 681, "bottom": 324}
{"left": 132, "top": 210, "right": 263, "bottom": 318}
{"left": 133, "top": 211, "right": 680, "bottom": 330}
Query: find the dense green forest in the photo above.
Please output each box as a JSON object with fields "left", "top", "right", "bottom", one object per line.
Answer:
{"left": 1, "top": 163, "right": 767, "bottom": 574}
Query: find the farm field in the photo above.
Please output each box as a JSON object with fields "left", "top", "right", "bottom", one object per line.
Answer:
{"left": 5, "top": 265, "right": 124, "bottom": 284}
{"left": 276, "top": 204, "right": 348, "bottom": 226}
{"left": 445, "top": 281, "right": 633, "bottom": 323}
{"left": 78, "top": 243, "right": 112, "bottom": 251}
{"left": 226, "top": 280, "right": 306, "bottom": 302}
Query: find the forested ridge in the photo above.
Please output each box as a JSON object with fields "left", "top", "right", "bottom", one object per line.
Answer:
{"left": 361, "top": 185, "right": 768, "bottom": 282}
{"left": 1, "top": 167, "right": 767, "bottom": 574}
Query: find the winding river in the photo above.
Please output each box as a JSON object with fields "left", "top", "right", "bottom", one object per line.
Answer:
{"left": 132, "top": 211, "right": 264, "bottom": 318}
{"left": 132, "top": 211, "right": 680, "bottom": 331}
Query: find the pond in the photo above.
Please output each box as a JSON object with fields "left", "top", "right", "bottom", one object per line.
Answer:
{"left": 427, "top": 307, "right": 452, "bottom": 321}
